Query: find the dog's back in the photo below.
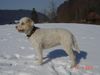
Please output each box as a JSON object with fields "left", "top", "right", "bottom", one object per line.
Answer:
{"left": 30, "top": 28, "right": 80, "bottom": 53}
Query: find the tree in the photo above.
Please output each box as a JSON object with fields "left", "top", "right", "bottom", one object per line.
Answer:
{"left": 57, "top": 0, "right": 100, "bottom": 23}
{"left": 43, "top": 0, "right": 57, "bottom": 22}
{"left": 31, "top": 8, "right": 39, "bottom": 23}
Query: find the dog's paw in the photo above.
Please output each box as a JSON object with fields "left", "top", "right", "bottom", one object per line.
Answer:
{"left": 33, "top": 60, "right": 43, "bottom": 65}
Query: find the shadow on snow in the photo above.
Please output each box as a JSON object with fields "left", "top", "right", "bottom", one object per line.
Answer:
{"left": 43, "top": 49, "right": 87, "bottom": 64}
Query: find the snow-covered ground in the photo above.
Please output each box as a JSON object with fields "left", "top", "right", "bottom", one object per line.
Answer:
{"left": 0, "top": 23, "right": 100, "bottom": 75}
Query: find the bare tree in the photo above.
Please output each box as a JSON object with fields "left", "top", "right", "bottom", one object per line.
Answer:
{"left": 43, "top": 0, "right": 57, "bottom": 22}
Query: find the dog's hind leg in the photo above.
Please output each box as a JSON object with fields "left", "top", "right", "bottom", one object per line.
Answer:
{"left": 72, "top": 35, "right": 80, "bottom": 53}
{"left": 63, "top": 44, "right": 77, "bottom": 68}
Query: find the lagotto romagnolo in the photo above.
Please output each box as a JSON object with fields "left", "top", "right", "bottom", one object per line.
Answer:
{"left": 16, "top": 17, "right": 80, "bottom": 68}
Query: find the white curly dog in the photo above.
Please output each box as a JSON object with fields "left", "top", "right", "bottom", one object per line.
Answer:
{"left": 16, "top": 17, "right": 80, "bottom": 68}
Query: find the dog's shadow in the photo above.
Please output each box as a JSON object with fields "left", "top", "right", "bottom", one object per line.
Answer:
{"left": 43, "top": 49, "right": 87, "bottom": 64}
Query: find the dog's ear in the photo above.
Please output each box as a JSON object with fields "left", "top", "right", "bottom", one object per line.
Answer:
{"left": 27, "top": 18, "right": 34, "bottom": 26}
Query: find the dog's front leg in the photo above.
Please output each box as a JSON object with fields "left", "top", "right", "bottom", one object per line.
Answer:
{"left": 34, "top": 47, "right": 43, "bottom": 65}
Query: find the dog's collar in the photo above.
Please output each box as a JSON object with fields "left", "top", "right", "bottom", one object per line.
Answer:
{"left": 25, "top": 26, "right": 39, "bottom": 38}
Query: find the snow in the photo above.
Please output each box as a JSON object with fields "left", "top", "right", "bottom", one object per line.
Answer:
{"left": 0, "top": 23, "right": 100, "bottom": 75}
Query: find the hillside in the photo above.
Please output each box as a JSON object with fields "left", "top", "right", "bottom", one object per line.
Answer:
{"left": 0, "top": 10, "right": 49, "bottom": 25}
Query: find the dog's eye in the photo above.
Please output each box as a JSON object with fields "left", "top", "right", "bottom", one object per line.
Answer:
{"left": 21, "top": 23, "right": 24, "bottom": 25}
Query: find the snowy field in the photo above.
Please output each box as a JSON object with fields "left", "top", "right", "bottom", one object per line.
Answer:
{"left": 0, "top": 23, "right": 100, "bottom": 75}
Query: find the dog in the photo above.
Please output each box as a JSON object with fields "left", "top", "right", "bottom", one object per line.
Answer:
{"left": 16, "top": 17, "right": 80, "bottom": 68}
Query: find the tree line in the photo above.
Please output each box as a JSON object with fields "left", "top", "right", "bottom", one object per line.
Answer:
{"left": 32, "top": 0, "right": 100, "bottom": 24}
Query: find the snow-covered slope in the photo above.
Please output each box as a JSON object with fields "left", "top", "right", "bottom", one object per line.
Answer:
{"left": 0, "top": 23, "right": 100, "bottom": 75}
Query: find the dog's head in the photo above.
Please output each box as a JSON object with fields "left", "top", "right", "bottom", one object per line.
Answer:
{"left": 16, "top": 17, "right": 34, "bottom": 33}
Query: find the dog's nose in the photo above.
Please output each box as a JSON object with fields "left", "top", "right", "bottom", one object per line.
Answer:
{"left": 16, "top": 26, "right": 18, "bottom": 29}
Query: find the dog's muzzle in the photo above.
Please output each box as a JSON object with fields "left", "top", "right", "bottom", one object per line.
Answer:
{"left": 16, "top": 26, "right": 24, "bottom": 32}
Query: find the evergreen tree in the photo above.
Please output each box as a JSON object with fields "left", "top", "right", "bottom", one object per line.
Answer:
{"left": 31, "top": 8, "right": 39, "bottom": 23}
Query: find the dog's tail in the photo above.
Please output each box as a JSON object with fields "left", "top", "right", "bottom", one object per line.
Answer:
{"left": 72, "top": 35, "right": 80, "bottom": 53}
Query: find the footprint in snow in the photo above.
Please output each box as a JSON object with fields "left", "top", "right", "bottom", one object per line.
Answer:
{"left": 81, "top": 37, "right": 87, "bottom": 40}
{"left": 0, "top": 38, "right": 8, "bottom": 41}
{"left": 7, "top": 33, "right": 11, "bottom": 36}
{"left": 0, "top": 54, "right": 20, "bottom": 59}
{"left": 29, "top": 47, "right": 34, "bottom": 50}
{"left": 0, "top": 62, "right": 13, "bottom": 67}
{"left": 20, "top": 46, "right": 25, "bottom": 50}
{"left": 25, "top": 55, "right": 35, "bottom": 59}
{"left": 89, "top": 37, "right": 95, "bottom": 40}
{"left": 18, "top": 72, "right": 32, "bottom": 75}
